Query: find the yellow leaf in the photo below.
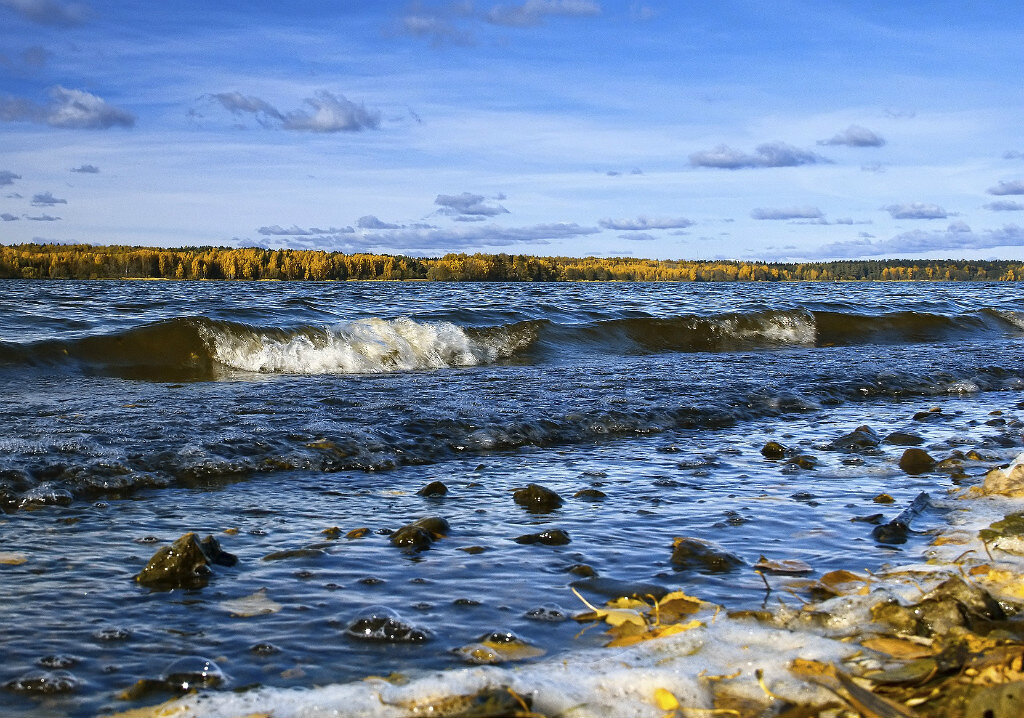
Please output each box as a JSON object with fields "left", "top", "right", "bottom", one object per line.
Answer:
{"left": 0, "top": 551, "right": 27, "bottom": 565}
{"left": 861, "top": 637, "right": 936, "bottom": 660}
{"left": 571, "top": 587, "right": 647, "bottom": 627}
{"left": 654, "top": 687, "right": 680, "bottom": 711}
{"left": 655, "top": 619, "right": 703, "bottom": 638}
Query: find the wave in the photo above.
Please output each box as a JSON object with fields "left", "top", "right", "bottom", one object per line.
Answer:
{"left": 0, "top": 308, "right": 1020, "bottom": 381}
{"left": 0, "top": 317, "right": 541, "bottom": 381}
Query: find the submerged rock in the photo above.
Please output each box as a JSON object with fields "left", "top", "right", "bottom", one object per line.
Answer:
{"left": 898, "top": 448, "right": 936, "bottom": 475}
{"left": 513, "top": 483, "right": 563, "bottom": 513}
{"left": 344, "top": 606, "right": 430, "bottom": 642}
{"left": 670, "top": 537, "right": 743, "bottom": 573}
{"left": 417, "top": 481, "right": 448, "bottom": 497}
{"left": 573, "top": 489, "right": 606, "bottom": 500}
{"left": 760, "top": 441, "right": 792, "bottom": 459}
{"left": 884, "top": 431, "right": 925, "bottom": 446}
{"left": 390, "top": 517, "right": 450, "bottom": 551}
{"left": 161, "top": 656, "right": 225, "bottom": 692}
{"left": 4, "top": 670, "right": 81, "bottom": 694}
{"left": 514, "top": 529, "right": 570, "bottom": 545}
{"left": 871, "top": 577, "right": 1005, "bottom": 637}
{"left": 828, "top": 426, "right": 880, "bottom": 452}
{"left": 134, "top": 532, "right": 237, "bottom": 590}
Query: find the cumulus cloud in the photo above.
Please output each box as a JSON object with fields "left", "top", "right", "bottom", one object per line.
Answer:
{"left": 599, "top": 216, "right": 694, "bottom": 230}
{"left": 357, "top": 215, "right": 404, "bottom": 230}
{"left": 750, "top": 206, "right": 823, "bottom": 220}
{"left": 1, "top": 213, "right": 18, "bottom": 221}
{"left": 987, "top": 180, "right": 1024, "bottom": 196}
{"left": 70, "top": 163, "right": 98, "bottom": 173}
{"left": 786, "top": 223, "right": 1024, "bottom": 260}
{"left": 0, "top": 170, "right": 21, "bottom": 186}
{"left": 0, "top": 86, "right": 134, "bottom": 129}
{"left": 985, "top": 201, "right": 1024, "bottom": 212}
{"left": 884, "top": 202, "right": 949, "bottom": 220}
{"left": 817, "top": 124, "right": 886, "bottom": 147}
{"left": 211, "top": 90, "right": 379, "bottom": 132}
{"left": 689, "top": 142, "right": 830, "bottom": 169}
{"left": 435, "top": 192, "right": 509, "bottom": 217}
{"left": 0, "top": 0, "right": 88, "bottom": 26}
{"left": 486, "top": 0, "right": 601, "bottom": 27}
{"left": 31, "top": 191, "right": 66, "bottom": 206}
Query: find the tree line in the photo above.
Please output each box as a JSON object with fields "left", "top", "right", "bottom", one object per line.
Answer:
{"left": 1, "top": 243, "right": 1022, "bottom": 282}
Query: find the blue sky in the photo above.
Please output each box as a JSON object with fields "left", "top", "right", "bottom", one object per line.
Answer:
{"left": 1, "top": 0, "right": 1022, "bottom": 261}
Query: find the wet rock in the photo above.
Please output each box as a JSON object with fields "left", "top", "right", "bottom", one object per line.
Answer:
{"left": 851, "top": 513, "right": 884, "bottom": 524}
{"left": 570, "top": 576, "right": 669, "bottom": 601}
{"left": 573, "top": 489, "right": 606, "bottom": 500}
{"left": 524, "top": 604, "right": 568, "bottom": 622}
{"left": 923, "top": 577, "right": 1005, "bottom": 622}
{"left": 512, "top": 483, "right": 563, "bottom": 513}
{"left": 94, "top": 627, "right": 131, "bottom": 642}
{"left": 37, "top": 655, "right": 79, "bottom": 669}
{"left": 566, "top": 564, "right": 596, "bottom": 577}
{"left": 322, "top": 527, "right": 342, "bottom": 539}
{"left": 4, "top": 670, "right": 80, "bottom": 694}
{"left": 261, "top": 548, "right": 325, "bottom": 561}
{"left": 390, "top": 517, "right": 450, "bottom": 551}
{"left": 873, "top": 493, "right": 895, "bottom": 504}
{"left": 458, "top": 545, "right": 488, "bottom": 554}
{"left": 249, "top": 642, "right": 280, "bottom": 656}
{"left": 346, "top": 527, "right": 369, "bottom": 539}
{"left": 872, "top": 492, "right": 930, "bottom": 544}
{"left": 899, "top": 448, "right": 936, "bottom": 475}
{"left": 344, "top": 606, "right": 430, "bottom": 642}
{"left": 134, "top": 532, "right": 237, "bottom": 590}
{"left": 828, "top": 426, "right": 880, "bottom": 452}
{"left": 514, "top": 529, "right": 570, "bottom": 545}
{"left": 785, "top": 454, "right": 817, "bottom": 470}
{"left": 453, "top": 631, "right": 545, "bottom": 664}
{"left": 670, "top": 537, "right": 743, "bottom": 573}
{"left": 760, "top": 441, "right": 792, "bottom": 459}
{"left": 17, "top": 483, "right": 73, "bottom": 510}
{"left": 417, "top": 481, "right": 448, "bottom": 497}
{"left": 982, "top": 455, "right": 1024, "bottom": 496}
{"left": 913, "top": 408, "right": 947, "bottom": 422}
{"left": 884, "top": 431, "right": 925, "bottom": 446}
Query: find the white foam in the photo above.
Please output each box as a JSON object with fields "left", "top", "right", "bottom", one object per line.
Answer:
{"left": 202, "top": 318, "right": 525, "bottom": 375}
{"left": 726, "top": 310, "right": 816, "bottom": 346}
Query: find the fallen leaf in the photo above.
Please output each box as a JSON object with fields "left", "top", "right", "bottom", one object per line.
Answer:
{"left": 653, "top": 687, "right": 679, "bottom": 711}
{"left": 219, "top": 588, "right": 282, "bottom": 617}
{"left": 0, "top": 551, "right": 27, "bottom": 565}
{"left": 753, "top": 555, "right": 813, "bottom": 575}
{"left": 571, "top": 587, "right": 647, "bottom": 628}
{"left": 861, "top": 637, "right": 936, "bottom": 660}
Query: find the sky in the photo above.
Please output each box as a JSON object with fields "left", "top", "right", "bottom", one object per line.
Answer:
{"left": 1, "top": 0, "right": 1022, "bottom": 262}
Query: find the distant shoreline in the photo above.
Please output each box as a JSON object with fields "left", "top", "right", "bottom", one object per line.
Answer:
{"left": 2, "top": 243, "right": 1021, "bottom": 282}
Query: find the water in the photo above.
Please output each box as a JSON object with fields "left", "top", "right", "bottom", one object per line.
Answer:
{"left": 1, "top": 279, "right": 1024, "bottom": 716}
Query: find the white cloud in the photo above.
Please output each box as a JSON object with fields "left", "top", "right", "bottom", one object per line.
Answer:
{"left": 792, "top": 224, "right": 1024, "bottom": 260}
{"left": 0, "top": 86, "right": 134, "bottom": 129}
{"left": 689, "top": 142, "right": 830, "bottom": 169}
{"left": 883, "top": 202, "right": 949, "bottom": 219}
{"left": 599, "top": 216, "right": 694, "bottom": 230}
{"left": 31, "top": 191, "right": 67, "bottom": 206}
{"left": 435, "top": 192, "right": 509, "bottom": 216}
{"left": 486, "top": 0, "right": 601, "bottom": 27}
{"left": 0, "top": 0, "right": 88, "bottom": 26}
{"left": 985, "top": 200, "right": 1024, "bottom": 212}
{"left": 817, "top": 124, "right": 886, "bottom": 147}
{"left": 0, "top": 170, "right": 21, "bottom": 186}
{"left": 987, "top": 180, "right": 1024, "bottom": 196}
{"left": 70, "top": 164, "right": 99, "bottom": 173}
{"left": 211, "top": 91, "right": 380, "bottom": 133}
{"left": 357, "top": 215, "right": 404, "bottom": 229}
{"left": 750, "top": 206, "right": 823, "bottom": 220}
{"left": 26, "top": 213, "right": 61, "bottom": 221}
{"left": 257, "top": 225, "right": 354, "bottom": 236}
{"left": 618, "top": 232, "right": 656, "bottom": 241}
{"left": 1, "top": 213, "right": 19, "bottom": 221}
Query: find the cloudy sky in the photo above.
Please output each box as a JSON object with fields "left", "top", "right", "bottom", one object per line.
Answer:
{"left": 1, "top": 0, "right": 1022, "bottom": 261}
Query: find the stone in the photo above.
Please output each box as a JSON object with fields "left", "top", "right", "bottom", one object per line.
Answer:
{"left": 670, "top": 537, "right": 743, "bottom": 573}
{"left": 982, "top": 454, "right": 1024, "bottom": 496}
{"left": 512, "top": 483, "right": 563, "bottom": 513}
{"left": 828, "top": 426, "right": 880, "bottom": 452}
{"left": 134, "top": 532, "right": 237, "bottom": 590}
{"left": 573, "top": 489, "right": 606, "bottom": 500}
{"left": 514, "top": 529, "right": 570, "bottom": 545}
{"left": 390, "top": 517, "right": 450, "bottom": 550}
{"left": 884, "top": 431, "right": 925, "bottom": 446}
{"left": 760, "top": 441, "right": 791, "bottom": 459}
{"left": 899, "top": 448, "right": 936, "bottom": 475}
{"left": 417, "top": 481, "right": 448, "bottom": 497}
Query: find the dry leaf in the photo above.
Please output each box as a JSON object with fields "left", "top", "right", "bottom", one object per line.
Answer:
{"left": 571, "top": 587, "right": 647, "bottom": 628}
{"left": 861, "top": 637, "right": 936, "bottom": 660}
{"left": 753, "top": 555, "right": 813, "bottom": 575}
{"left": 653, "top": 687, "right": 679, "bottom": 711}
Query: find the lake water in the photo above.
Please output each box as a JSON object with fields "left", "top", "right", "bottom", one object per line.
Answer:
{"left": 2, "top": 279, "right": 1024, "bottom": 716}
